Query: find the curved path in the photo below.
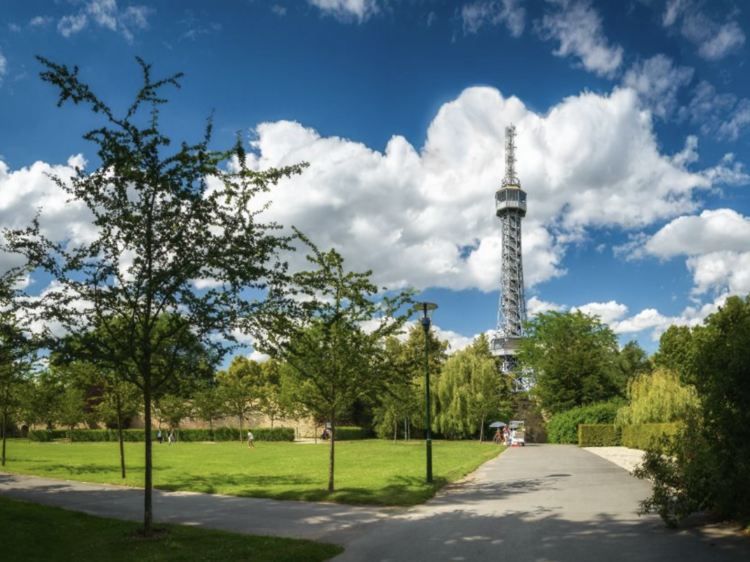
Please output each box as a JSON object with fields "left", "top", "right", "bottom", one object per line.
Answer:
{"left": 2, "top": 445, "right": 748, "bottom": 561}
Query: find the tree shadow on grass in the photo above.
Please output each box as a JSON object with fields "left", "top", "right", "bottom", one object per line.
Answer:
{"left": 156, "top": 473, "right": 317, "bottom": 496}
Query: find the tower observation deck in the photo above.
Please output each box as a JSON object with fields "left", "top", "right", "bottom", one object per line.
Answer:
{"left": 491, "top": 125, "right": 527, "bottom": 373}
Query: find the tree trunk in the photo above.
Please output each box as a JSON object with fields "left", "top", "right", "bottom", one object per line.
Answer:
{"left": 393, "top": 419, "right": 397, "bottom": 444}
{"left": 209, "top": 418, "right": 214, "bottom": 441}
{"left": 239, "top": 415, "right": 243, "bottom": 444}
{"left": 1, "top": 410, "right": 7, "bottom": 467}
{"left": 143, "top": 379, "right": 154, "bottom": 536}
{"left": 116, "top": 394, "right": 126, "bottom": 478}
{"left": 328, "top": 415, "right": 336, "bottom": 492}
{"left": 69, "top": 425, "right": 74, "bottom": 444}
{"left": 479, "top": 415, "right": 485, "bottom": 444}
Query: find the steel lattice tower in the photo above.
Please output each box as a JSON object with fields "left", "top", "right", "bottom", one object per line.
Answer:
{"left": 491, "top": 125, "right": 527, "bottom": 373}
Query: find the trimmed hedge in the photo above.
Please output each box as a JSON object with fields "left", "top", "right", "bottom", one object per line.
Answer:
{"left": 621, "top": 423, "right": 678, "bottom": 450}
{"left": 334, "top": 426, "right": 372, "bottom": 440}
{"left": 546, "top": 401, "right": 622, "bottom": 444}
{"left": 578, "top": 424, "right": 621, "bottom": 447}
{"left": 29, "top": 427, "right": 295, "bottom": 443}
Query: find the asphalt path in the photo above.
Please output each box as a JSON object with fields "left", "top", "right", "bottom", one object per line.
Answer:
{"left": 2, "top": 444, "right": 748, "bottom": 561}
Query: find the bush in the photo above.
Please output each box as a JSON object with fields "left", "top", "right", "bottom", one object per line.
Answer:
{"left": 29, "top": 430, "right": 68, "bottom": 442}
{"left": 334, "top": 426, "right": 372, "bottom": 440}
{"left": 621, "top": 423, "right": 678, "bottom": 450}
{"left": 546, "top": 401, "right": 622, "bottom": 444}
{"left": 30, "top": 427, "right": 296, "bottom": 443}
{"left": 578, "top": 424, "right": 621, "bottom": 447}
{"left": 633, "top": 414, "right": 713, "bottom": 527}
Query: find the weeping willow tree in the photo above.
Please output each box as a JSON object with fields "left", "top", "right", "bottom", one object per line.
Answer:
{"left": 434, "top": 337, "right": 506, "bottom": 441}
{"left": 616, "top": 367, "right": 698, "bottom": 426}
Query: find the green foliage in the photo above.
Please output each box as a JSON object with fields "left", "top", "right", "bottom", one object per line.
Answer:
{"left": 5, "top": 57, "right": 305, "bottom": 533}
{"left": 636, "top": 295, "right": 750, "bottom": 526}
{"left": 651, "top": 325, "right": 696, "bottom": 384}
{"left": 257, "top": 239, "right": 412, "bottom": 491}
{"left": 334, "top": 426, "right": 372, "bottom": 440}
{"left": 434, "top": 336, "right": 509, "bottom": 441}
{"left": 0, "top": 496, "right": 343, "bottom": 562}
{"left": 518, "top": 311, "right": 621, "bottom": 414}
{"left": 154, "top": 394, "right": 192, "bottom": 428}
{"left": 578, "top": 424, "right": 621, "bottom": 447}
{"left": 613, "top": 340, "right": 651, "bottom": 389}
{"left": 546, "top": 401, "right": 622, "bottom": 444}
{"left": 634, "top": 415, "right": 713, "bottom": 527}
{"left": 216, "top": 356, "right": 263, "bottom": 441}
{"left": 615, "top": 368, "right": 697, "bottom": 426}
{"left": 621, "top": 423, "right": 678, "bottom": 450}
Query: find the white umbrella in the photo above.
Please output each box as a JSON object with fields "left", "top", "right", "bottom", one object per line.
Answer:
{"left": 489, "top": 422, "right": 506, "bottom": 428}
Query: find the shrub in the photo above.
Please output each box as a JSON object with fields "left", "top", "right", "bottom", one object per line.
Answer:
{"left": 621, "top": 423, "right": 678, "bottom": 450}
{"left": 29, "top": 430, "right": 68, "bottom": 442}
{"left": 546, "top": 401, "right": 622, "bottom": 444}
{"left": 578, "top": 424, "right": 621, "bottom": 447}
{"left": 29, "top": 427, "right": 296, "bottom": 443}
{"left": 334, "top": 426, "right": 372, "bottom": 440}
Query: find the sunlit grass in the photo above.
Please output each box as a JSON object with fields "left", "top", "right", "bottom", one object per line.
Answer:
{"left": 1, "top": 439, "right": 504, "bottom": 506}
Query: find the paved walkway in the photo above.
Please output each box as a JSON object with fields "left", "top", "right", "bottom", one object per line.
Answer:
{"left": 2, "top": 445, "right": 748, "bottom": 561}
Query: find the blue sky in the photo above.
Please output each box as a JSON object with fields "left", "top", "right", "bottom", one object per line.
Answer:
{"left": 1, "top": 0, "right": 750, "bottom": 357}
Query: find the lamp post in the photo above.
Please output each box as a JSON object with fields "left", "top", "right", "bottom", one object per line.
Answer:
{"left": 415, "top": 301, "right": 437, "bottom": 484}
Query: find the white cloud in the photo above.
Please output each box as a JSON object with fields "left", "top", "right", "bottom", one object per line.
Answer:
{"left": 527, "top": 295, "right": 566, "bottom": 316}
{"left": 0, "top": 49, "right": 7, "bottom": 87}
{"left": 58, "top": 13, "right": 89, "bottom": 37}
{"left": 30, "top": 16, "right": 53, "bottom": 28}
{"left": 632, "top": 209, "right": 750, "bottom": 296}
{"left": 461, "top": 0, "right": 525, "bottom": 37}
{"left": 679, "top": 80, "right": 750, "bottom": 141}
{"left": 248, "top": 349, "right": 270, "bottom": 363}
{"left": 622, "top": 54, "right": 693, "bottom": 119}
{"left": 663, "top": 0, "right": 745, "bottom": 60}
{"left": 537, "top": 0, "right": 623, "bottom": 78}
{"left": 0, "top": 155, "right": 97, "bottom": 274}
{"left": 227, "top": 85, "right": 723, "bottom": 293}
{"left": 573, "top": 300, "right": 628, "bottom": 325}
{"left": 307, "top": 0, "right": 379, "bottom": 23}
{"left": 645, "top": 209, "right": 750, "bottom": 259}
{"left": 57, "top": 0, "right": 152, "bottom": 41}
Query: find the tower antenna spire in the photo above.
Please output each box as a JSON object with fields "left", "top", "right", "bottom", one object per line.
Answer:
{"left": 502, "top": 124, "right": 520, "bottom": 188}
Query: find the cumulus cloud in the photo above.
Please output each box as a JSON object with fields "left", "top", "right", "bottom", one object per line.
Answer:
{"left": 307, "top": 0, "right": 379, "bottom": 23}
{"left": 57, "top": 0, "right": 152, "bottom": 41}
{"left": 527, "top": 295, "right": 566, "bottom": 316}
{"left": 663, "top": 0, "right": 745, "bottom": 60}
{"left": 628, "top": 209, "right": 750, "bottom": 296}
{"left": 221, "top": 84, "right": 722, "bottom": 293}
{"left": 536, "top": 0, "right": 623, "bottom": 78}
{"left": 622, "top": 54, "right": 693, "bottom": 119}
{"left": 461, "top": 0, "right": 525, "bottom": 37}
{"left": 0, "top": 155, "right": 98, "bottom": 275}
{"left": 573, "top": 300, "right": 628, "bottom": 325}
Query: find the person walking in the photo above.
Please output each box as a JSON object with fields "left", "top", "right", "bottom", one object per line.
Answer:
{"left": 156, "top": 429, "right": 163, "bottom": 445}
{"left": 247, "top": 429, "right": 255, "bottom": 449}
{"left": 168, "top": 428, "right": 174, "bottom": 445}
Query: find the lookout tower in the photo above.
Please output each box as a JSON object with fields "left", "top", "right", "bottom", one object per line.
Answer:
{"left": 491, "top": 125, "right": 527, "bottom": 373}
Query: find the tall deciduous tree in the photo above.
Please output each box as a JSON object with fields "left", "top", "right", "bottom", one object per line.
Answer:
{"left": 0, "top": 268, "right": 38, "bottom": 465}
{"left": 191, "top": 383, "right": 225, "bottom": 435}
{"left": 257, "top": 239, "right": 412, "bottom": 492}
{"left": 216, "top": 356, "right": 262, "bottom": 442}
{"left": 518, "top": 311, "right": 620, "bottom": 415}
{"left": 615, "top": 367, "right": 697, "bottom": 426}
{"left": 5, "top": 58, "right": 304, "bottom": 535}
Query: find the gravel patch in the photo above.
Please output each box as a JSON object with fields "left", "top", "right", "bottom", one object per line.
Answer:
{"left": 583, "top": 446, "right": 645, "bottom": 474}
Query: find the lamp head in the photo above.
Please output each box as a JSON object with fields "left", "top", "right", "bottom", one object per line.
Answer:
{"left": 413, "top": 301, "right": 438, "bottom": 328}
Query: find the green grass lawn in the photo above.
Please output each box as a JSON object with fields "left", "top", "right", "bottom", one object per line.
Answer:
{"left": 0, "top": 439, "right": 503, "bottom": 505}
{"left": 0, "top": 495, "right": 342, "bottom": 562}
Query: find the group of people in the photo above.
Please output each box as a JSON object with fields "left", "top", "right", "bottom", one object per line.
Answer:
{"left": 493, "top": 427, "right": 512, "bottom": 445}
{"left": 156, "top": 428, "right": 177, "bottom": 445}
